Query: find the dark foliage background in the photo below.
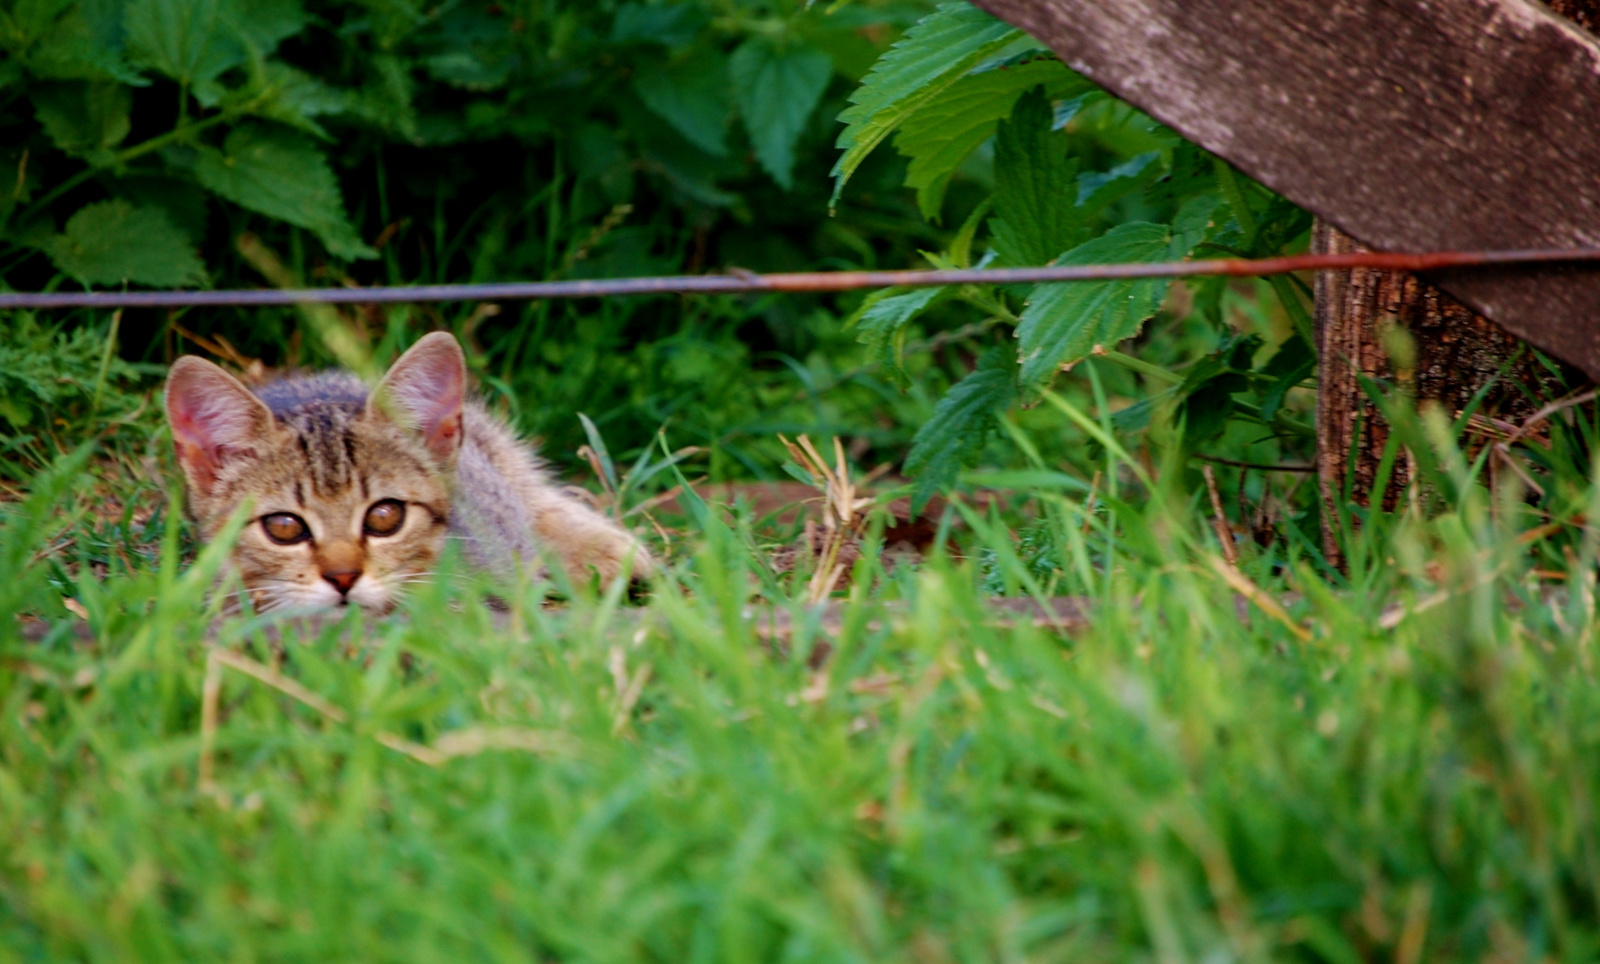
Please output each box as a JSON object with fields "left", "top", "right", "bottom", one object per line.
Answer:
{"left": 1, "top": 0, "right": 1325, "bottom": 536}
{"left": 2, "top": 0, "right": 964, "bottom": 471}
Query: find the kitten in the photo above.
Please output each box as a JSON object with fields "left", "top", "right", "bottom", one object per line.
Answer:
{"left": 164, "top": 332, "right": 651, "bottom": 614}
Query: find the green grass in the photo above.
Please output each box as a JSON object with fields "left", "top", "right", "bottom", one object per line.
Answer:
{"left": 7, "top": 405, "right": 1600, "bottom": 962}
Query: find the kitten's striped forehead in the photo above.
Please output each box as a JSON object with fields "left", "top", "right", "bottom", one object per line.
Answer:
{"left": 284, "top": 402, "right": 364, "bottom": 495}
{"left": 257, "top": 372, "right": 372, "bottom": 496}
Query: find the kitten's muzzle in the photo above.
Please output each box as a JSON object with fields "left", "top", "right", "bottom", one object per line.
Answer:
{"left": 323, "top": 568, "right": 361, "bottom": 597}
{"left": 316, "top": 539, "right": 364, "bottom": 601}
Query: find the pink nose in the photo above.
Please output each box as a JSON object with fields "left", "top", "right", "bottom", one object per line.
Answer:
{"left": 323, "top": 569, "right": 361, "bottom": 594}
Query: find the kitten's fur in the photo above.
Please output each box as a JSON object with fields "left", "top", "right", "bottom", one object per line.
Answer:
{"left": 165, "top": 332, "right": 650, "bottom": 614}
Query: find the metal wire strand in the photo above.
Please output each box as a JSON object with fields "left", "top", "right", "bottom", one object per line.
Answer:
{"left": 4, "top": 247, "right": 1599, "bottom": 310}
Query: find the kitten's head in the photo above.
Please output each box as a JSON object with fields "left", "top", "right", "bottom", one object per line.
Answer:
{"left": 165, "top": 332, "right": 468, "bottom": 614}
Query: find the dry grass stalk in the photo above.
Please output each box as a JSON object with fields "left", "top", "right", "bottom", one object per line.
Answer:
{"left": 1206, "top": 557, "right": 1311, "bottom": 643}
{"left": 1201, "top": 465, "right": 1238, "bottom": 567}
{"left": 779, "top": 435, "right": 875, "bottom": 605}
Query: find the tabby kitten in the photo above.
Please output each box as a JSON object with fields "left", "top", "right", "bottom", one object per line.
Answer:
{"left": 165, "top": 332, "right": 650, "bottom": 614}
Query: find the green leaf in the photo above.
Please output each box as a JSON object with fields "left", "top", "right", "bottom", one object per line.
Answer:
{"left": 1076, "top": 150, "right": 1162, "bottom": 214}
{"left": 1110, "top": 395, "right": 1156, "bottom": 434}
{"left": 730, "top": 40, "right": 832, "bottom": 190}
{"left": 831, "top": 2, "right": 1020, "bottom": 207}
{"left": 125, "top": 0, "right": 231, "bottom": 87}
{"left": 31, "top": 80, "right": 131, "bottom": 161}
{"left": 4, "top": 0, "right": 140, "bottom": 82}
{"left": 1172, "top": 190, "right": 1225, "bottom": 253}
{"left": 47, "top": 199, "right": 206, "bottom": 287}
{"left": 629, "top": 102, "right": 742, "bottom": 208}
{"left": 853, "top": 286, "right": 948, "bottom": 387}
{"left": 1052, "top": 88, "right": 1107, "bottom": 128}
{"left": 231, "top": 0, "right": 307, "bottom": 49}
{"left": 895, "top": 56, "right": 1082, "bottom": 221}
{"left": 421, "top": 7, "right": 518, "bottom": 91}
{"left": 632, "top": 50, "right": 732, "bottom": 157}
{"left": 611, "top": 3, "right": 706, "bottom": 47}
{"left": 195, "top": 125, "right": 376, "bottom": 260}
{"left": 111, "top": 175, "right": 209, "bottom": 241}
{"left": 1176, "top": 334, "right": 1261, "bottom": 444}
{"left": 989, "top": 86, "right": 1085, "bottom": 267}
{"left": 423, "top": 49, "right": 513, "bottom": 91}
{"left": 904, "top": 348, "right": 1017, "bottom": 512}
{"left": 1259, "top": 334, "right": 1315, "bottom": 423}
{"left": 1014, "top": 222, "right": 1182, "bottom": 396}
{"left": 243, "top": 63, "right": 348, "bottom": 138}
{"left": 125, "top": 0, "right": 305, "bottom": 102}
{"left": 346, "top": 52, "right": 419, "bottom": 141}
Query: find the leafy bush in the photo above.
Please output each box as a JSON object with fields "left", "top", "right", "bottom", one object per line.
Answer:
{"left": 3, "top": 0, "right": 969, "bottom": 473}
{"left": 1, "top": 0, "right": 922, "bottom": 286}
{"left": 828, "top": 2, "right": 1317, "bottom": 507}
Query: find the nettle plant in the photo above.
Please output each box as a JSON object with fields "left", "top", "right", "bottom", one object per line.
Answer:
{"left": 0, "top": 0, "right": 907, "bottom": 290}
{"left": 832, "top": 2, "right": 1316, "bottom": 507}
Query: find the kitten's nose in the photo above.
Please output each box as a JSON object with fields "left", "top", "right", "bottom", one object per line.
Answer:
{"left": 323, "top": 569, "right": 361, "bottom": 595}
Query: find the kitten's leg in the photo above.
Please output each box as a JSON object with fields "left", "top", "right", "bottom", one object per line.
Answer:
{"left": 525, "top": 487, "right": 654, "bottom": 585}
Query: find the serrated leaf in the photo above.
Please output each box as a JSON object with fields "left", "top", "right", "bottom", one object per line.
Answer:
{"left": 47, "top": 199, "right": 206, "bottom": 287}
{"left": 730, "top": 40, "right": 832, "bottom": 190}
{"left": 854, "top": 286, "right": 947, "bottom": 387}
{"left": 31, "top": 80, "right": 131, "bottom": 159}
{"left": 831, "top": 2, "right": 1019, "bottom": 206}
{"left": 895, "top": 56, "right": 1081, "bottom": 221}
{"left": 125, "top": 0, "right": 305, "bottom": 96}
{"left": 633, "top": 50, "right": 732, "bottom": 157}
{"left": 195, "top": 125, "right": 375, "bottom": 260}
{"left": 904, "top": 348, "right": 1017, "bottom": 512}
{"left": 989, "top": 86, "right": 1085, "bottom": 267}
{"left": 1014, "top": 222, "right": 1182, "bottom": 396}
{"left": 125, "top": 0, "right": 231, "bottom": 86}
{"left": 243, "top": 63, "right": 347, "bottom": 138}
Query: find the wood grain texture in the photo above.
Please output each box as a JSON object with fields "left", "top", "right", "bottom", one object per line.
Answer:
{"left": 1313, "top": 221, "right": 1571, "bottom": 563}
{"left": 971, "top": 0, "right": 1600, "bottom": 378}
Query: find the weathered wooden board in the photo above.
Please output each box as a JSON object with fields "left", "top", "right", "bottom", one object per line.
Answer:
{"left": 971, "top": 0, "right": 1600, "bottom": 379}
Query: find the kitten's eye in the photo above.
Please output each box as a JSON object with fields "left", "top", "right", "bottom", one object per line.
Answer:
{"left": 261, "top": 513, "right": 309, "bottom": 545}
{"left": 364, "top": 500, "right": 406, "bottom": 536}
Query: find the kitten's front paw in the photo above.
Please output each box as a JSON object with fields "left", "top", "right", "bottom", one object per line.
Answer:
{"left": 564, "top": 526, "right": 655, "bottom": 588}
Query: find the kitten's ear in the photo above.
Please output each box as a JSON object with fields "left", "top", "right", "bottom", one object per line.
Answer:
{"left": 165, "top": 357, "right": 277, "bottom": 494}
{"left": 371, "top": 332, "right": 466, "bottom": 463}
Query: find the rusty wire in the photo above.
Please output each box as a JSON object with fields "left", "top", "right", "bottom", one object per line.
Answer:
{"left": 3, "top": 247, "right": 1599, "bottom": 310}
